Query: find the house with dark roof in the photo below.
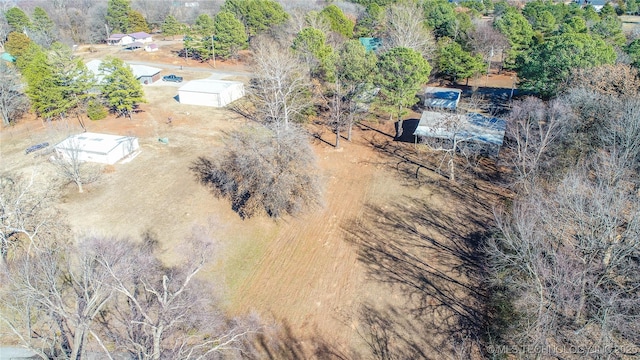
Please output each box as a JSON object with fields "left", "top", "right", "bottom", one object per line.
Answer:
{"left": 129, "top": 32, "right": 153, "bottom": 43}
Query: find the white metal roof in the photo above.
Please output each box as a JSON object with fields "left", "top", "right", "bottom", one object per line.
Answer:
{"left": 55, "top": 133, "right": 137, "bottom": 155}
{"left": 178, "top": 79, "right": 243, "bottom": 94}
{"left": 85, "top": 60, "right": 161, "bottom": 82}
{"left": 414, "top": 111, "right": 506, "bottom": 146}
{"left": 424, "top": 87, "right": 462, "bottom": 110}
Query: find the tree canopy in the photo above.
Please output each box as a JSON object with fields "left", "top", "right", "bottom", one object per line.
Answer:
{"left": 494, "top": 7, "right": 535, "bottom": 67}
{"left": 106, "top": 0, "right": 132, "bottom": 33}
{"left": 222, "top": 0, "right": 288, "bottom": 38}
{"left": 517, "top": 32, "right": 616, "bottom": 97}
{"left": 213, "top": 11, "right": 248, "bottom": 60}
{"left": 376, "top": 47, "right": 431, "bottom": 123}
{"left": 437, "top": 40, "right": 486, "bottom": 84}
{"left": 161, "top": 15, "right": 181, "bottom": 39}
{"left": 5, "top": 31, "right": 31, "bottom": 58}
{"left": 30, "top": 7, "right": 58, "bottom": 47}
{"left": 127, "top": 10, "right": 149, "bottom": 33}
{"left": 99, "top": 57, "right": 145, "bottom": 119}
{"left": 320, "top": 4, "right": 355, "bottom": 38}
{"left": 422, "top": 0, "right": 458, "bottom": 39}
{"left": 4, "top": 7, "right": 31, "bottom": 33}
{"left": 193, "top": 14, "right": 215, "bottom": 37}
{"left": 292, "top": 27, "right": 336, "bottom": 82}
{"left": 21, "top": 43, "right": 94, "bottom": 121}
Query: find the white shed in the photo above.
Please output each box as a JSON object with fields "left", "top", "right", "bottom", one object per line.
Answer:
{"left": 54, "top": 133, "right": 139, "bottom": 165}
{"left": 178, "top": 79, "right": 245, "bottom": 107}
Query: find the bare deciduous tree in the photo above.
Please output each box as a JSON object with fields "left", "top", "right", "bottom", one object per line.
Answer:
{"left": 467, "top": 19, "right": 509, "bottom": 75}
{"left": 2, "top": 230, "right": 258, "bottom": 360}
{"left": 96, "top": 229, "right": 256, "bottom": 359}
{"left": 0, "top": 62, "right": 30, "bottom": 126}
{"left": 245, "top": 37, "right": 312, "bottom": 129}
{"left": 0, "top": 171, "right": 61, "bottom": 268}
{"left": 487, "top": 164, "right": 640, "bottom": 358}
{"left": 132, "top": 0, "right": 174, "bottom": 29}
{"left": 381, "top": 1, "right": 436, "bottom": 59}
{"left": 0, "top": 13, "right": 10, "bottom": 48}
{"left": 502, "top": 97, "right": 571, "bottom": 190}
{"left": 191, "top": 124, "right": 322, "bottom": 218}
{"left": 1, "top": 237, "right": 117, "bottom": 360}
{"left": 565, "top": 63, "right": 640, "bottom": 97}
{"left": 49, "top": 135, "right": 101, "bottom": 193}
{"left": 285, "top": 9, "right": 331, "bottom": 40}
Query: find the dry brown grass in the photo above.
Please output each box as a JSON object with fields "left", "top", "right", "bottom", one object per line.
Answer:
{"left": 0, "top": 49, "right": 509, "bottom": 358}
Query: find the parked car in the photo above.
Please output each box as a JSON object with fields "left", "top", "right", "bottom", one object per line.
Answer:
{"left": 25, "top": 142, "right": 49, "bottom": 154}
{"left": 162, "top": 74, "right": 183, "bottom": 83}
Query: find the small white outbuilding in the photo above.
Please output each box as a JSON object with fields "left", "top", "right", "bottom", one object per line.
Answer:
{"left": 54, "top": 133, "right": 139, "bottom": 165}
{"left": 178, "top": 79, "right": 245, "bottom": 107}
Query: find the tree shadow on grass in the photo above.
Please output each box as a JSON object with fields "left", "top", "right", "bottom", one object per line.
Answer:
{"left": 345, "top": 193, "right": 497, "bottom": 359}
{"left": 243, "top": 319, "right": 354, "bottom": 360}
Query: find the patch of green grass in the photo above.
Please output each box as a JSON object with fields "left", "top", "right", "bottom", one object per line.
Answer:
{"left": 222, "top": 222, "right": 279, "bottom": 298}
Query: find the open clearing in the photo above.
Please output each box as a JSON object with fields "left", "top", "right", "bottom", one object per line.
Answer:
{"left": 0, "top": 49, "right": 510, "bottom": 357}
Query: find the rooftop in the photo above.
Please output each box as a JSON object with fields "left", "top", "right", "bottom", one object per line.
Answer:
{"left": 179, "top": 79, "right": 243, "bottom": 94}
{"left": 359, "top": 37, "right": 382, "bottom": 53}
{"left": 85, "top": 60, "right": 161, "bottom": 82}
{"left": 414, "top": 111, "right": 506, "bottom": 147}
{"left": 55, "top": 133, "right": 138, "bottom": 155}
{"left": 129, "top": 32, "right": 152, "bottom": 39}
{"left": 424, "top": 87, "right": 462, "bottom": 111}
{"left": 108, "top": 33, "right": 127, "bottom": 40}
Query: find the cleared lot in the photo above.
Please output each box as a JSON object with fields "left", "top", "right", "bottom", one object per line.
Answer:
{"left": 1, "top": 51, "right": 506, "bottom": 358}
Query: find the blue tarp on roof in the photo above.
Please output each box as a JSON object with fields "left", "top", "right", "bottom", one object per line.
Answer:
{"left": 1, "top": 52, "right": 16, "bottom": 62}
{"left": 359, "top": 37, "right": 382, "bottom": 53}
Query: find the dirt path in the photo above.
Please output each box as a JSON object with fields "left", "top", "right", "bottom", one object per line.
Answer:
{"left": 230, "top": 134, "right": 379, "bottom": 354}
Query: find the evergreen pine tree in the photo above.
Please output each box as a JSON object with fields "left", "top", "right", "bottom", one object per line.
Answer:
{"left": 212, "top": 11, "right": 248, "bottom": 60}
{"left": 100, "top": 57, "right": 145, "bottom": 119}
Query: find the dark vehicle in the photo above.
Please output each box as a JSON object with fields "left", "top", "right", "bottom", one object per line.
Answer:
{"left": 25, "top": 142, "right": 49, "bottom": 154}
{"left": 162, "top": 74, "right": 183, "bottom": 83}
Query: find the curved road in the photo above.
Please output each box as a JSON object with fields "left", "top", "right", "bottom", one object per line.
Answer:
{"left": 125, "top": 60, "right": 252, "bottom": 80}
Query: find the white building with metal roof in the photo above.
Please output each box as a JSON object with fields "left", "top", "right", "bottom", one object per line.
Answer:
{"left": 85, "top": 60, "right": 162, "bottom": 85}
{"left": 177, "top": 79, "right": 245, "bottom": 107}
{"left": 54, "top": 133, "right": 139, "bottom": 165}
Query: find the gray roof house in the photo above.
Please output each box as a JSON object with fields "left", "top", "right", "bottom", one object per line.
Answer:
{"left": 413, "top": 110, "right": 506, "bottom": 156}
